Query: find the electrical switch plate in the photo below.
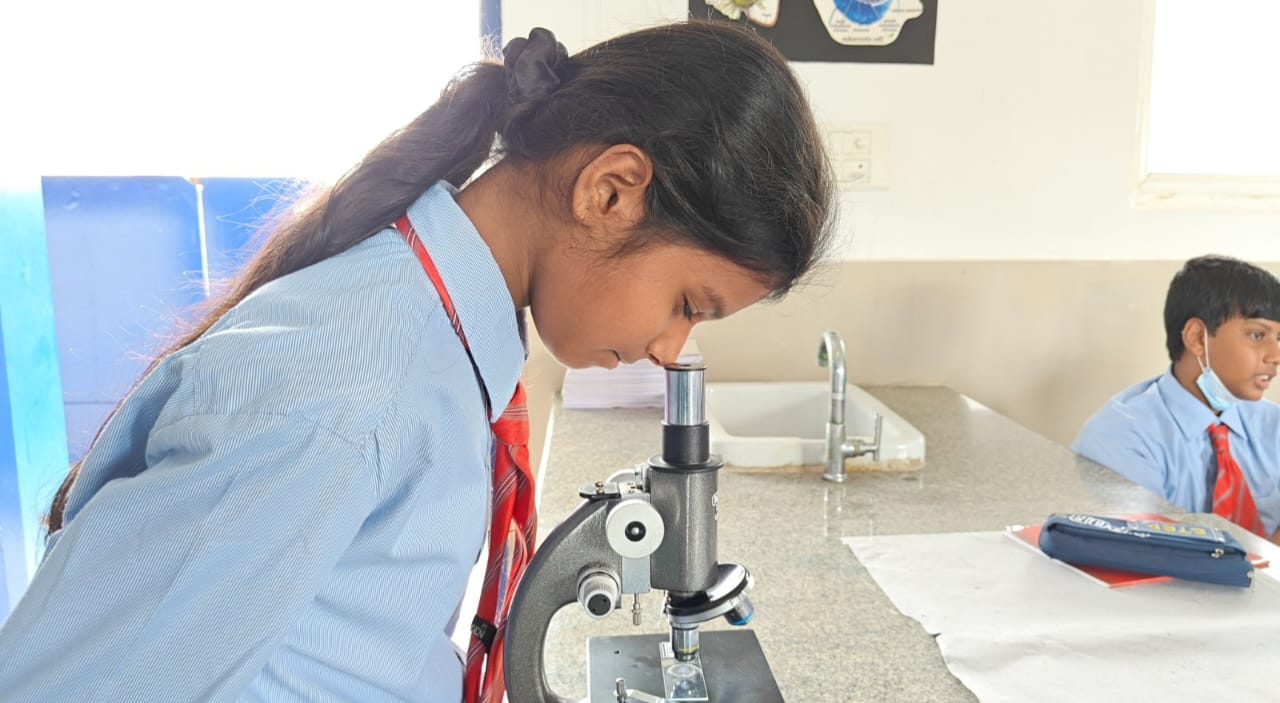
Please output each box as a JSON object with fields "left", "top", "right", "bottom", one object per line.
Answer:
{"left": 820, "top": 123, "right": 889, "bottom": 189}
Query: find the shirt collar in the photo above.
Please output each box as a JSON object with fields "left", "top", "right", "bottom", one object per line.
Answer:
{"left": 1157, "top": 367, "right": 1248, "bottom": 442}
{"left": 405, "top": 182, "right": 525, "bottom": 422}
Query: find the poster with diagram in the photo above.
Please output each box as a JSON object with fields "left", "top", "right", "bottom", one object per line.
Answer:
{"left": 692, "top": 0, "right": 936, "bottom": 64}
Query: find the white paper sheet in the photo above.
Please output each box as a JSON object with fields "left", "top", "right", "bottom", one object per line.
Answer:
{"left": 844, "top": 531, "right": 1280, "bottom": 702}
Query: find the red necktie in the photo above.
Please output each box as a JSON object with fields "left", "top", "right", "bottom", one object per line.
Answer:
{"left": 394, "top": 216, "right": 537, "bottom": 703}
{"left": 1208, "top": 423, "right": 1265, "bottom": 536}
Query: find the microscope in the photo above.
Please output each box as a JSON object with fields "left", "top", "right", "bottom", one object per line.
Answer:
{"left": 504, "top": 363, "right": 784, "bottom": 702}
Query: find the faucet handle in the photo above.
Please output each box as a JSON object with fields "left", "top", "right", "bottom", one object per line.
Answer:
{"left": 847, "top": 413, "right": 884, "bottom": 463}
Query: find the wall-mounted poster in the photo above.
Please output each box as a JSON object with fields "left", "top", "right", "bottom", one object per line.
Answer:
{"left": 692, "top": 0, "right": 937, "bottom": 64}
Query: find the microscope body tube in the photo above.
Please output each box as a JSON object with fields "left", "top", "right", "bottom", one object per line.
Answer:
{"left": 649, "top": 363, "right": 720, "bottom": 595}
{"left": 647, "top": 462, "right": 718, "bottom": 594}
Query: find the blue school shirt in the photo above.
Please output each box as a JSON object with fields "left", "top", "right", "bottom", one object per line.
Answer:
{"left": 0, "top": 182, "right": 524, "bottom": 701}
{"left": 1072, "top": 369, "right": 1280, "bottom": 535}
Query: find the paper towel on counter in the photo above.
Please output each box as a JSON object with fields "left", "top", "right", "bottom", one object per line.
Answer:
{"left": 843, "top": 531, "right": 1280, "bottom": 703}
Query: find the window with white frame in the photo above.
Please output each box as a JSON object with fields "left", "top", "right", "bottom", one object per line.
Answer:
{"left": 2, "top": 1, "right": 484, "bottom": 181}
{"left": 1137, "top": 0, "right": 1280, "bottom": 206}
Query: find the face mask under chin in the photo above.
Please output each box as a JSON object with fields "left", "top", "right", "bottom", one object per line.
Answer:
{"left": 1196, "top": 329, "right": 1240, "bottom": 413}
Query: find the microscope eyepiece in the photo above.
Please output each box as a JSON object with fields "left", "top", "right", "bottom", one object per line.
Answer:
{"left": 663, "top": 363, "right": 705, "bottom": 426}
{"left": 658, "top": 365, "right": 713, "bottom": 467}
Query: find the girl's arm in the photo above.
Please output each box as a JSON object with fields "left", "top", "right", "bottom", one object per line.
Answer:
{"left": 0, "top": 411, "right": 377, "bottom": 701}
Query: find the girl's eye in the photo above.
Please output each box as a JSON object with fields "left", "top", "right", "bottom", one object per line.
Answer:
{"left": 682, "top": 296, "right": 695, "bottom": 321}
{"left": 1250, "top": 330, "right": 1265, "bottom": 341}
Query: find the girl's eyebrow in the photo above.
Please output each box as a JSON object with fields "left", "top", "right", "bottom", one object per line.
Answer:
{"left": 702, "top": 286, "right": 725, "bottom": 319}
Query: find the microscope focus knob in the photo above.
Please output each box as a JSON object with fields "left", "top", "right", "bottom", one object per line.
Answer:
{"left": 606, "top": 498, "right": 665, "bottom": 559}
{"left": 577, "top": 570, "right": 621, "bottom": 619}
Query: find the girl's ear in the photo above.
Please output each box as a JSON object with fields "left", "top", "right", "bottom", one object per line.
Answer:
{"left": 1182, "top": 317, "right": 1208, "bottom": 360}
{"left": 571, "top": 144, "right": 653, "bottom": 235}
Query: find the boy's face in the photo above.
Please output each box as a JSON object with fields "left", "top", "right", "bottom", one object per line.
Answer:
{"left": 1203, "top": 316, "right": 1280, "bottom": 401}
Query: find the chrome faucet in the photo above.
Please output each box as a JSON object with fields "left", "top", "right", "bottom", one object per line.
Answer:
{"left": 817, "top": 330, "right": 882, "bottom": 483}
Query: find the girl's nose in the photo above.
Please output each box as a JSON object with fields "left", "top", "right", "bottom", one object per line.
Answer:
{"left": 646, "top": 323, "right": 693, "bottom": 366}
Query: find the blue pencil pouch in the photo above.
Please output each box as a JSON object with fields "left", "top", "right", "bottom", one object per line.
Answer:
{"left": 1037, "top": 513, "right": 1254, "bottom": 587}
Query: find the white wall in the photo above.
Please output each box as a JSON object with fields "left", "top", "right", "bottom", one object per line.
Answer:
{"left": 505, "top": 0, "right": 1280, "bottom": 261}
{"left": 1, "top": 1, "right": 480, "bottom": 180}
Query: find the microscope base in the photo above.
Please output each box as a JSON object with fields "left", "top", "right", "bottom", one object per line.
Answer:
{"left": 587, "top": 630, "right": 784, "bottom": 702}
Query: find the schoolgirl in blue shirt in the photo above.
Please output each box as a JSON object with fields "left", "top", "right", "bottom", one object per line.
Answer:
{"left": 0, "top": 21, "right": 834, "bottom": 702}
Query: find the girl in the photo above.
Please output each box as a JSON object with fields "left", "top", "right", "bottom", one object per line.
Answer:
{"left": 0, "top": 20, "right": 833, "bottom": 702}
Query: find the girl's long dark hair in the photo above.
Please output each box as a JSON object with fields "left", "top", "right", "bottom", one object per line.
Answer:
{"left": 46, "top": 19, "right": 834, "bottom": 532}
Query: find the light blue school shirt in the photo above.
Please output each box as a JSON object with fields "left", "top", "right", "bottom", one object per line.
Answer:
{"left": 1073, "top": 369, "right": 1280, "bottom": 535}
{"left": 0, "top": 182, "right": 524, "bottom": 702}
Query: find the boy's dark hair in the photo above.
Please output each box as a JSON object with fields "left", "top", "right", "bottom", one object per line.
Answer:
{"left": 1164, "top": 255, "right": 1280, "bottom": 362}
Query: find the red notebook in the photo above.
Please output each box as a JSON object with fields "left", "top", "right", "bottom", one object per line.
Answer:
{"left": 1005, "top": 513, "right": 1271, "bottom": 588}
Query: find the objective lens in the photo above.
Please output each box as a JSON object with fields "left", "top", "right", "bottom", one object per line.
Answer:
{"left": 670, "top": 626, "right": 700, "bottom": 662}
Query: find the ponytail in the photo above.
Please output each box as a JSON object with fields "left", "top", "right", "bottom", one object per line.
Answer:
{"left": 46, "top": 59, "right": 509, "bottom": 532}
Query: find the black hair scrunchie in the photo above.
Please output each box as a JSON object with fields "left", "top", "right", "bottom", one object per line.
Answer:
{"left": 503, "top": 27, "right": 569, "bottom": 106}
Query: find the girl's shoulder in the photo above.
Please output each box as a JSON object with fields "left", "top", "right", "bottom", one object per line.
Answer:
{"left": 177, "top": 230, "right": 470, "bottom": 438}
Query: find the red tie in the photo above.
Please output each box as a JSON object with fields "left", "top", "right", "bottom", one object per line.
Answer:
{"left": 1208, "top": 423, "right": 1265, "bottom": 536}
{"left": 394, "top": 216, "right": 537, "bottom": 703}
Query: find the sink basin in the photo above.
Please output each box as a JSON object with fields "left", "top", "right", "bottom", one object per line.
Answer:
{"left": 705, "top": 382, "right": 926, "bottom": 470}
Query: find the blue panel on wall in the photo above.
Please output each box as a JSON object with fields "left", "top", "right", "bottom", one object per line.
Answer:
{"left": 0, "top": 180, "right": 69, "bottom": 612}
{"left": 42, "top": 177, "right": 203, "bottom": 460}
{"left": 199, "top": 177, "right": 303, "bottom": 283}
{"left": 0, "top": 314, "right": 17, "bottom": 615}
{"left": 481, "top": 0, "right": 501, "bottom": 40}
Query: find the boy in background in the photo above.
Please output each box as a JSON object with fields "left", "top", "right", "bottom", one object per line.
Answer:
{"left": 1074, "top": 255, "right": 1280, "bottom": 543}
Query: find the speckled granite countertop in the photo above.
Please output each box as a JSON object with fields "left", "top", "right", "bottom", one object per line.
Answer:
{"left": 529, "top": 386, "right": 1244, "bottom": 702}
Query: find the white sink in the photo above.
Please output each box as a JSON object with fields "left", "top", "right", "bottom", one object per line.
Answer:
{"left": 705, "top": 382, "right": 926, "bottom": 470}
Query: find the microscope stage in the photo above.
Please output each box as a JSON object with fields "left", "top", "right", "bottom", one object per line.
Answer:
{"left": 587, "top": 630, "right": 784, "bottom": 702}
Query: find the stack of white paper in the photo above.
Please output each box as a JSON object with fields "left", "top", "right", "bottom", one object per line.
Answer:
{"left": 561, "top": 340, "right": 702, "bottom": 409}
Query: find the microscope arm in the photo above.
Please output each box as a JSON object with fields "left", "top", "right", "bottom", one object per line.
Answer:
{"left": 504, "top": 495, "right": 619, "bottom": 703}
